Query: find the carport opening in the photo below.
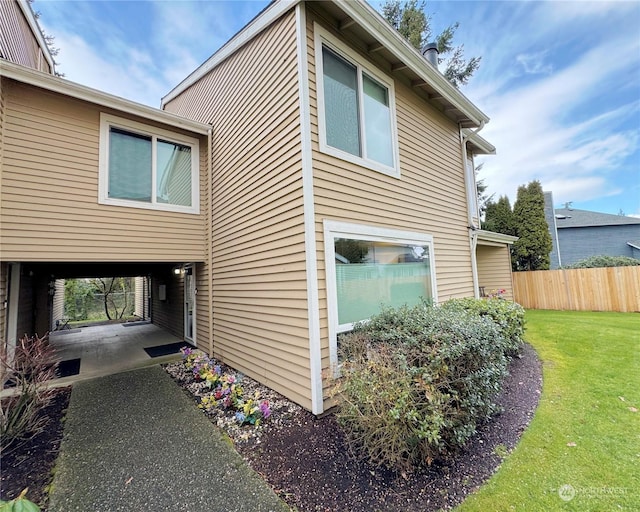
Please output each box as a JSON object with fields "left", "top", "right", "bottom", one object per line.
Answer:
{"left": 55, "top": 277, "right": 150, "bottom": 330}
{"left": 4, "top": 262, "right": 195, "bottom": 381}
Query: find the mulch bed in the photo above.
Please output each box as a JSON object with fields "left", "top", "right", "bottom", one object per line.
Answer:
{"left": 235, "top": 343, "right": 542, "bottom": 511}
{"left": 1, "top": 387, "right": 72, "bottom": 511}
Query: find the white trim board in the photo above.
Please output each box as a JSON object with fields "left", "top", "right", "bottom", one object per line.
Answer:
{"left": 0, "top": 60, "right": 210, "bottom": 134}
{"left": 295, "top": 4, "right": 324, "bottom": 416}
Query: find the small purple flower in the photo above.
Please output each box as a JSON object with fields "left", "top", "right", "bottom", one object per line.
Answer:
{"left": 259, "top": 401, "right": 271, "bottom": 419}
{"left": 214, "top": 365, "right": 222, "bottom": 375}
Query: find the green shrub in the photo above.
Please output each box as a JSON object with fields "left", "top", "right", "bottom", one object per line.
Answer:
{"left": 334, "top": 304, "right": 510, "bottom": 472}
{"left": 561, "top": 255, "right": 640, "bottom": 269}
{"left": 441, "top": 297, "right": 525, "bottom": 355}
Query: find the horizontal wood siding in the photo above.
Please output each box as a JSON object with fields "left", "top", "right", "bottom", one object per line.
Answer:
{"left": 194, "top": 262, "right": 210, "bottom": 353}
{"left": 0, "top": 0, "right": 52, "bottom": 73}
{"left": 0, "top": 79, "right": 206, "bottom": 262}
{"left": 51, "top": 279, "right": 65, "bottom": 329}
{"left": 307, "top": 11, "right": 474, "bottom": 394}
{"left": 151, "top": 270, "right": 184, "bottom": 340}
{"left": 0, "top": 263, "right": 7, "bottom": 345}
{"left": 16, "top": 267, "right": 34, "bottom": 338}
{"left": 513, "top": 267, "right": 640, "bottom": 312}
{"left": 476, "top": 244, "right": 514, "bottom": 300}
{"left": 164, "top": 11, "right": 311, "bottom": 409}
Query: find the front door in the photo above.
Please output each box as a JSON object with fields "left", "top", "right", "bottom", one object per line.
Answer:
{"left": 184, "top": 264, "right": 195, "bottom": 343}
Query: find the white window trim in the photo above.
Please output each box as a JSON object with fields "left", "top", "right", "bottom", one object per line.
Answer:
{"left": 323, "top": 220, "right": 438, "bottom": 373}
{"left": 314, "top": 23, "right": 401, "bottom": 178}
{"left": 99, "top": 113, "right": 200, "bottom": 214}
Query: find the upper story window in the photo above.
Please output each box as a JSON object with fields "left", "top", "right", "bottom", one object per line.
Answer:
{"left": 99, "top": 114, "right": 200, "bottom": 214}
{"left": 314, "top": 24, "right": 400, "bottom": 177}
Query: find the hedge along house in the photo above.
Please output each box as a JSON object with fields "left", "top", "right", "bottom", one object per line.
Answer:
{"left": 1, "top": 0, "right": 515, "bottom": 414}
{"left": 0, "top": 59, "right": 211, "bottom": 362}
{"left": 161, "top": 0, "right": 516, "bottom": 414}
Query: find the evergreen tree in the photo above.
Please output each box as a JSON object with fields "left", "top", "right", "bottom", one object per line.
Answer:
{"left": 511, "top": 181, "right": 552, "bottom": 271}
{"left": 475, "top": 164, "right": 494, "bottom": 217}
{"left": 483, "top": 195, "right": 515, "bottom": 235}
{"left": 381, "top": 0, "right": 481, "bottom": 88}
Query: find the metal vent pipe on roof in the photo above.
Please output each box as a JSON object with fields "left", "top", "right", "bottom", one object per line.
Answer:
{"left": 423, "top": 42, "right": 439, "bottom": 68}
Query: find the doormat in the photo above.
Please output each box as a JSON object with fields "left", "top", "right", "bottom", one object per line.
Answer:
{"left": 3, "top": 359, "right": 82, "bottom": 388}
{"left": 144, "top": 342, "right": 187, "bottom": 358}
{"left": 57, "top": 358, "right": 81, "bottom": 378}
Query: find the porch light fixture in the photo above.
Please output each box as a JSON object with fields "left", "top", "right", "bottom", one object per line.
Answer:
{"left": 173, "top": 267, "right": 182, "bottom": 275}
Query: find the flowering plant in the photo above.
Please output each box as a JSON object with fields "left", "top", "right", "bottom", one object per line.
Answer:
{"left": 180, "top": 347, "right": 197, "bottom": 369}
{"left": 182, "top": 351, "right": 272, "bottom": 427}
{"left": 487, "top": 288, "right": 506, "bottom": 299}
{"left": 235, "top": 392, "right": 271, "bottom": 426}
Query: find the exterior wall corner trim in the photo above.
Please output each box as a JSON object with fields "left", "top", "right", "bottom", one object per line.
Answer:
{"left": 296, "top": 4, "right": 324, "bottom": 415}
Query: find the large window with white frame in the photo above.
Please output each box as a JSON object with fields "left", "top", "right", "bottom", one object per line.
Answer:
{"left": 314, "top": 23, "right": 400, "bottom": 177}
{"left": 324, "top": 221, "right": 437, "bottom": 369}
{"left": 99, "top": 114, "right": 200, "bottom": 214}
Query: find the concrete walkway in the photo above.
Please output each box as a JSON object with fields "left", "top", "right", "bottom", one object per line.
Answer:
{"left": 48, "top": 366, "right": 289, "bottom": 512}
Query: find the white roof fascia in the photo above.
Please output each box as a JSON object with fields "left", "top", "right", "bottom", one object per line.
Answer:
{"left": 463, "top": 128, "right": 496, "bottom": 155}
{"left": 17, "top": 0, "right": 56, "bottom": 72}
{"left": 339, "top": 0, "right": 489, "bottom": 127}
{"left": 0, "top": 61, "right": 210, "bottom": 135}
{"left": 477, "top": 229, "right": 518, "bottom": 245}
{"left": 162, "top": 0, "right": 298, "bottom": 106}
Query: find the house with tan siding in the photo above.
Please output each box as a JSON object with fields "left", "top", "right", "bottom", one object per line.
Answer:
{"left": 0, "top": 60, "right": 211, "bottom": 362}
{"left": 1, "top": 0, "right": 516, "bottom": 414}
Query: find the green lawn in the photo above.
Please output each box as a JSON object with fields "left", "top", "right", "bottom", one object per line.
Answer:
{"left": 456, "top": 310, "right": 639, "bottom": 511}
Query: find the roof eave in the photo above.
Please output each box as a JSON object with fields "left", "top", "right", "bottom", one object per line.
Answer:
{"left": 0, "top": 60, "right": 211, "bottom": 134}
{"left": 338, "top": 0, "right": 489, "bottom": 128}
{"left": 463, "top": 129, "right": 496, "bottom": 155}
{"left": 477, "top": 230, "right": 518, "bottom": 245}
{"left": 161, "top": 0, "right": 490, "bottom": 128}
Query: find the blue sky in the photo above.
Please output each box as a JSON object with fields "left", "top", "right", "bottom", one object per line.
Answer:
{"left": 34, "top": 0, "right": 640, "bottom": 216}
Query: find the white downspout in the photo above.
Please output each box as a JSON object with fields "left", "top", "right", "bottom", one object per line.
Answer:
{"left": 207, "top": 126, "right": 214, "bottom": 357}
{"left": 460, "top": 125, "right": 480, "bottom": 298}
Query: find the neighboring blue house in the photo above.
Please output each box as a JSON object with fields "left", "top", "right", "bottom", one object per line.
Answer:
{"left": 544, "top": 192, "right": 640, "bottom": 269}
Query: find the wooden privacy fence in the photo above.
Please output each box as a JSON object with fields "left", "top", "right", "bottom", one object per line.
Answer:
{"left": 513, "top": 267, "right": 640, "bottom": 313}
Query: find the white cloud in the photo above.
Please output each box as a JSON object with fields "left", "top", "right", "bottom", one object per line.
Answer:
{"left": 475, "top": 32, "right": 640, "bottom": 207}
{"left": 52, "top": 32, "right": 169, "bottom": 107}
{"left": 516, "top": 51, "right": 552, "bottom": 75}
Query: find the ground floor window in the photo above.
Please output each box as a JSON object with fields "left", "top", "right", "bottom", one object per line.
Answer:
{"left": 324, "top": 221, "right": 438, "bottom": 370}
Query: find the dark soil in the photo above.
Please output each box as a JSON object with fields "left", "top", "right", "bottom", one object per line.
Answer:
{"left": 2, "top": 344, "right": 541, "bottom": 512}
{"left": 237, "top": 343, "right": 542, "bottom": 512}
{"left": 1, "top": 387, "right": 71, "bottom": 510}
